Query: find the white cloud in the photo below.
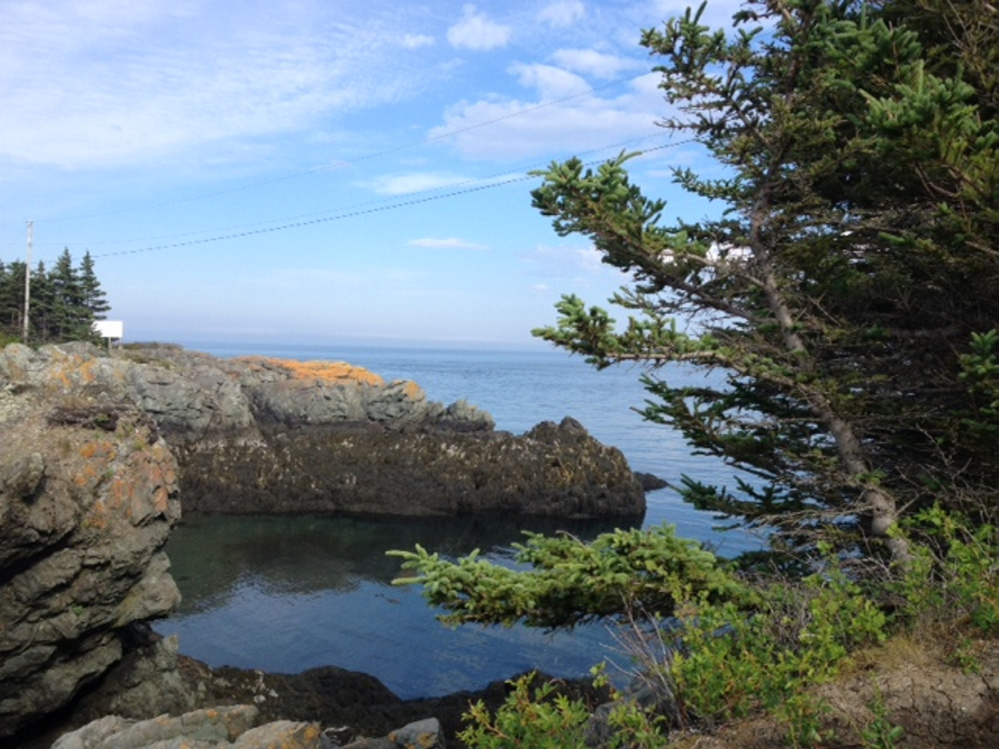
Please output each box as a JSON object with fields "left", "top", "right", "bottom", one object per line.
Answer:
{"left": 400, "top": 33, "right": 435, "bottom": 49}
{"left": 522, "top": 244, "right": 621, "bottom": 280}
{"left": 0, "top": 2, "right": 428, "bottom": 169}
{"left": 551, "top": 49, "right": 640, "bottom": 79}
{"left": 429, "top": 72, "right": 667, "bottom": 161}
{"left": 370, "top": 172, "right": 470, "bottom": 195}
{"left": 409, "top": 237, "right": 487, "bottom": 250}
{"left": 509, "top": 63, "right": 588, "bottom": 100}
{"left": 446, "top": 5, "right": 511, "bottom": 51}
{"left": 538, "top": 1, "right": 585, "bottom": 28}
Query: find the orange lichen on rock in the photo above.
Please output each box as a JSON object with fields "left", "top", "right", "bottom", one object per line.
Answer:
{"left": 46, "top": 355, "right": 100, "bottom": 392}
{"left": 401, "top": 380, "right": 424, "bottom": 400}
{"left": 78, "top": 440, "right": 116, "bottom": 461}
{"left": 106, "top": 442, "right": 178, "bottom": 524}
{"left": 237, "top": 357, "right": 385, "bottom": 387}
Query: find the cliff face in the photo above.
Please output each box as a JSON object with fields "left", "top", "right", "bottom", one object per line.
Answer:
{"left": 0, "top": 384, "right": 180, "bottom": 737}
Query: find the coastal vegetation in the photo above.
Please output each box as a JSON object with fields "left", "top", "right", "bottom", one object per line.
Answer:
{"left": 394, "top": 0, "right": 999, "bottom": 745}
{"left": 0, "top": 248, "right": 109, "bottom": 344}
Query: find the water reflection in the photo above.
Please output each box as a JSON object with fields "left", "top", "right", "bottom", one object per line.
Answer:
{"left": 157, "top": 513, "right": 637, "bottom": 698}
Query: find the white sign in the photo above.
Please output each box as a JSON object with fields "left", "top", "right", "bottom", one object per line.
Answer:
{"left": 93, "top": 320, "right": 124, "bottom": 340}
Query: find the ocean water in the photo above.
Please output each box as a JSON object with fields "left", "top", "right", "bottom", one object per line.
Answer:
{"left": 154, "top": 343, "right": 762, "bottom": 699}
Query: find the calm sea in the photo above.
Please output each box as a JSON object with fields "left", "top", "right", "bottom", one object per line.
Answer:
{"left": 154, "top": 343, "right": 762, "bottom": 699}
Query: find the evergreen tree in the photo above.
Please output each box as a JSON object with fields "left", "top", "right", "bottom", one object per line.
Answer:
{"left": 0, "top": 249, "right": 112, "bottom": 344}
{"left": 50, "top": 248, "right": 90, "bottom": 340}
{"left": 0, "top": 261, "right": 26, "bottom": 332}
{"left": 528, "top": 0, "right": 998, "bottom": 559}
{"left": 393, "top": 0, "right": 999, "bottom": 643}
{"left": 79, "top": 251, "right": 110, "bottom": 321}
{"left": 28, "top": 261, "right": 54, "bottom": 341}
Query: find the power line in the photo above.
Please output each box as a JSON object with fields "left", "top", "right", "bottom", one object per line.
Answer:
{"left": 92, "top": 140, "right": 690, "bottom": 259}
{"left": 55, "top": 130, "right": 677, "bottom": 250}
{"left": 93, "top": 174, "right": 538, "bottom": 258}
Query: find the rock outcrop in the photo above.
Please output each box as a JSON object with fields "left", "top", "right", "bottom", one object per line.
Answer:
{"left": 0, "top": 342, "right": 645, "bottom": 518}
{"left": 0, "top": 390, "right": 181, "bottom": 738}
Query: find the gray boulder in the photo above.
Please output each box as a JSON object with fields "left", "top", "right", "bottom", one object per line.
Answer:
{"left": 50, "top": 707, "right": 447, "bottom": 749}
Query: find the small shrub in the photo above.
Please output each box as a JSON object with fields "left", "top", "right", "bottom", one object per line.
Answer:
{"left": 668, "top": 562, "right": 886, "bottom": 741}
{"left": 457, "top": 673, "right": 591, "bottom": 749}
{"left": 892, "top": 505, "right": 999, "bottom": 636}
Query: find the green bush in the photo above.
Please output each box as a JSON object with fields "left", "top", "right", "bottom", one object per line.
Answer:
{"left": 891, "top": 505, "right": 999, "bottom": 636}
{"left": 668, "top": 565, "right": 886, "bottom": 739}
{"left": 457, "top": 673, "right": 591, "bottom": 749}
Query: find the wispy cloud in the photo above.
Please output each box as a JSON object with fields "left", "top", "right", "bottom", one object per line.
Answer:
{"left": 409, "top": 237, "right": 488, "bottom": 250}
{"left": 370, "top": 172, "right": 471, "bottom": 195}
{"left": 551, "top": 49, "right": 642, "bottom": 79}
{"left": 0, "top": 2, "right": 429, "bottom": 169}
{"left": 401, "top": 33, "right": 435, "bottom": 49}
{"left": 538, "top": 1, "right": 586, "bottom": 28}
{"left": 429, "top": 72, "right": 665, "bottom": 160}
{"left": 509, "top": 63, "right": 589, "bottom": 100}
{"left": 447, "top": 5, "right": 511, "bottom": 50}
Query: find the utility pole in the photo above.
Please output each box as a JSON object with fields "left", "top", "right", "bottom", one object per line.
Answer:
{"left": 23, "top": 221, "right": 32, "bottom": 341}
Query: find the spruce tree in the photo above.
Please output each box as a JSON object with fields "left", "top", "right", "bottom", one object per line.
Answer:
{"left": 50, "top": 248, "right": 90, "bottom": 340}
{"left": 29, "top": 261, "right": 54, "bottom": 341}
{"left": 79, "top": 251, "right": 110, "bottom": 321}
{"left": 0, "top": 261, "right": 26, "bottom": 333}
{"left": 393, "top": 0, "right": 998, "bottom": 640}
{"left": 528, "top": 0, "right": 998, "bottom": 558}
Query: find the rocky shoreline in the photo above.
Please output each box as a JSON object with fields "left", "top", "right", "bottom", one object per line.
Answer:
{"left": 0, "top": 341, "right": 648, "bottom": 746}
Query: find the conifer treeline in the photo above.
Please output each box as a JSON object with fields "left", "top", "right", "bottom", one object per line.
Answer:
{"left": 0, "top": 248, "right": 110, "bottom": 343}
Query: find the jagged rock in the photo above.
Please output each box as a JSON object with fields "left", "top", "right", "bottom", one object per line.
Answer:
{"left": 50, "top": 708, "right": 448, "bottom": 749}
{"left": 0, "top": 391, "right": 181, "bottom": 738}
{"left": 0, "top": 343, "right": 644, "bottom": 519}
{"left": 51, "top": 705, "right": 261, "bottom": 749}
{"left": 341, "top": 717, "right": 444, "bottom": 748}
{"left": 64, "top": 635, "right": 198, "bottom": 730}
{"left": 178, "top": 416, "right": 644, "bottom": 517}
{"left": 635, "top": 472, "right": 668, "bottom": 492}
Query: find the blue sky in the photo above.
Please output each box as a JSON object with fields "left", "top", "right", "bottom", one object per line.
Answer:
{"left": 0, "top": 0, "right": 736, "bottom": 349}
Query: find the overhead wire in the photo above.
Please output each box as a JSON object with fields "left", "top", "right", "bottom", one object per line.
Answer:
{"left": 71, "top": 129, "right": 679, "bottom": 250}
{"left": 91, "top": 140, "right": 691, "bottom": 259}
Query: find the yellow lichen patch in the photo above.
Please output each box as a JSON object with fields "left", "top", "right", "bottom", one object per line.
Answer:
{"left": 400, "top": 380, "right": 424, "bottom": 401}
{"left": 238, "top": 357, "right": 385, "bottom": 387}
